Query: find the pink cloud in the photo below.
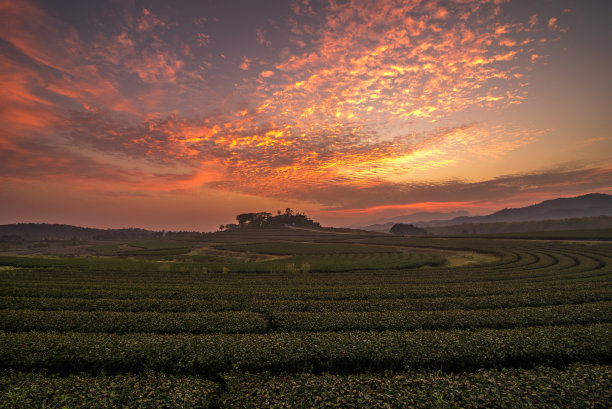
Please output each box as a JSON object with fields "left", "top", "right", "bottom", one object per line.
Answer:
{"left": 197, "top": 33, "right": 211, "bottom": 47}
{"left": 255, "top": 27, "right": 271, "bottom": 47}
{"left": 136, "top": 8, "right": 169, "bottom": 32}
{"left": 240, "top": 56, "right": 252, "bottom": 71}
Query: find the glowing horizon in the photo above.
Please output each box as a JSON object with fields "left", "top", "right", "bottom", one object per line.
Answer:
{"left": 1, "top": 0, "right": 611, "bottom": 231}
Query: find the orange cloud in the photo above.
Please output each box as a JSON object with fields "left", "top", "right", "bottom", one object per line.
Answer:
{"left": 326, "top": 201, "right": 482, "bottom": 216}
{"left": 136, "top": 8, "right": 169, "bottom": 32}
{"left": 240, "top": 56, "right": 252, "bottom": 71}
{"left": 254, "top": 0, "right": 554, "bottom": 145}
{"left": 0, "top": 0, "right": 576, "bottom": 218}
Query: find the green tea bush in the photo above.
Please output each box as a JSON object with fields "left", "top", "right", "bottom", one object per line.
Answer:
{"left": 0, "top": 324, "right": 609, "bottom": 376}
{"left": 269, "top": 301, "right": 612, "bottom": 332}
{"left": 0, "top": 370, "right": 218, "bottom": 409}
{"left": 0, "top": 310, "right": 268, "bottom": 334}
{"left": 220, "top": 364, "right": 612, "bottom": 408}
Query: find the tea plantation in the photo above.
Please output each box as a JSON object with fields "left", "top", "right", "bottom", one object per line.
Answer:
{"left": 0, "top": 229, "right": 610, "bottom": 407}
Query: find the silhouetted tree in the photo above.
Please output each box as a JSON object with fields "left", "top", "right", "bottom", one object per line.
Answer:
{"left": 228, "top": 209, "right": 320, "bottom": 229}
{"left": 390, "top": 223, "right": 427, "bottom": 236}
{"left": 236, "top": 213, "right": 255, "bottom": 226}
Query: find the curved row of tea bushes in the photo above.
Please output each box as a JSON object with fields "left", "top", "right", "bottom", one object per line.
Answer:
{"left": 2, "top": 364, "right": 609, "bottom": 409}
{"left": 0, "top": 310, "right": 268, "bottom": 334}
{"left": 1, "top": 302, "right": 609, "bottom": 334}
{"left": 219, "top": 364, "right": 612, "bottom": 409}
{"left": 2, "top": 275, "right": 608, "bottom": 301}
{"left": 2, "top": 286, "right": 610, "bottom": 313}
{"left": 268, "top": 301, "right": 612, "bottom": 332}
{"left": 0, "top": 370, "right": 218, "bottom": 409}
{"left": 1, "top": 324, "right": 609, "bottom": 377}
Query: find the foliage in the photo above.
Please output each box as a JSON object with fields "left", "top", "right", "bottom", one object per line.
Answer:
{"left": 3, "top": 365, "right": 610, "bottom": 408}
{"left": 268, "top": 301, "right": 612, "bottom": 332}
{"left": 220, "top": 364, "right": 612, "bottom": 408}
{"left": 0, "top": 324, "right": 610, "bottom": 376}
{"left": 0, "top": 233, "right": 610, "bottom": 406}
{"left": 0, "top": 310, "right": 268, "bottom": 334}
{"left": 390, "top": 223, "right": 428, "bottom": 236}
{"left": 214, "top": 242, "right": 397, "bottom": 255}
{"left": 227, "top": 208, "right": 321, "bottom": 230}
{"left": 0, "top": 370, "right": 218, "bottom": 409}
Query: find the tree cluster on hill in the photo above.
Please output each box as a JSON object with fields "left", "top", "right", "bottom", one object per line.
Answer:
{"left": 390, "top": 223, "right": 428, "bottom": 236}
{"left": 220, "top": 208, "right": 321, "bottom": 230}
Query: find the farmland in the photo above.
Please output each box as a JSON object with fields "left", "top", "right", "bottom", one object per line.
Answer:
{"left": 0, "top": 227, "right": 611, "bottom": 407}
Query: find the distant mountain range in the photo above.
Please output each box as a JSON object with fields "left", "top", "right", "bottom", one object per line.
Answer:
{"left": 350, "top": 211, "right": 470, "bottom": 232}
{"left": 354, "top": 193, "right": 612, "bottom": 232}
{"left": 425, "top": 215, "right": 612, "bottom": 236}
{"left": 440, "top": 193, "right": 612, "bottom": 225}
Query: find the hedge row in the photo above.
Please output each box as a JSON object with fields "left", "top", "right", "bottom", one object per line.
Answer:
{"left": 0, "top": 370, "right": 218, "bottom": 409}
{"left": 1, "top": 279, "right": 606, "bottom": 301}
{"left": 2, "top": 364, "right": 610, "bottom": 408}
{"left": 0, "top": 310, "right": 267, "bottom": 334}
{"left": 221, "top": 364, "right": 612, "bottom": 408}
{"left": 2, "top": 302, "right": 610, "bottom": 335}
{"left": 2, "top": 288, "right": 610, "bottom": 313}
{"left": 248, "top": 289, "right": 612, "bottom": 312}
{"left": 268, "top": 301, "right": 612, "bottom": 332}
{"left": 1, "top": 324, "right": 609, "bottom": 377}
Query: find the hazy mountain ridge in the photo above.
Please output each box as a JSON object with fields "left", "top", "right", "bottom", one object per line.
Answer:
{"left": 351, "top": 211, "right": 470, "bottom": 232}
{"left": 356, "top": 194, "right": 612, "bottom": 232}
{"left": 443, "top": 193, "right": 612, "bottom": 226}
{"left": 425, "top": 215, "right": 612, "bottom": 236}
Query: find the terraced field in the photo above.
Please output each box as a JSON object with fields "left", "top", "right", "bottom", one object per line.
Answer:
{"left": 0, "top": 230, "right": 611, "bottom": 407}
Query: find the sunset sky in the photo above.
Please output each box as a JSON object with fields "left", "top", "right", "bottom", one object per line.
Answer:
{"left": 1, "top": 0, "right": 611, "bottom": 231}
